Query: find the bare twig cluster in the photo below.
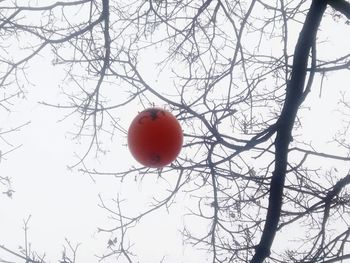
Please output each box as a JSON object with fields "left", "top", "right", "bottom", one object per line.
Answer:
{"left": 1, "top": 0, "right": 350, "bottom": 262}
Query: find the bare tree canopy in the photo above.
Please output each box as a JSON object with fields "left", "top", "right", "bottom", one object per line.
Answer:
{"left": 1, "top": 0, "right": 350, "bottom": 262}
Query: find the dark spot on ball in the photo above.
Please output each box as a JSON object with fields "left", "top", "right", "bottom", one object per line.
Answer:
{"left": 138, "top": 108, "right": 165, "bottom": 124}
{"left": 147, "top": 108, "right": 165, "bottom": 120}
{"left": 150, "top": 153, "right": 161, "bottom": 164}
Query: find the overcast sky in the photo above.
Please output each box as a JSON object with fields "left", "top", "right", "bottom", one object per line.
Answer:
{"left": 0, "top": 51, "right": 209, "bottom": 262}
{"left": 0, "top": 6, "right": 349, "bottom": 263}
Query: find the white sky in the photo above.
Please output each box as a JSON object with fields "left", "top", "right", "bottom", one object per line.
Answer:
{"left": 0, "top": 5, "right": 349, "bottom": 263}
{"left": 0, "top": 53, "right": 209, "bottom": 262}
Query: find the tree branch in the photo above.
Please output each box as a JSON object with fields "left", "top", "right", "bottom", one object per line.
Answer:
{"left": 251, "top": 1, "right": 328, "bottom": 262}
{"left": 328, "top": 0, "right": 350, "bottom": 19}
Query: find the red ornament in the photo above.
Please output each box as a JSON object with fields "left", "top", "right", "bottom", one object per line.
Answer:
{"left": 128, "top": 107, "right": 183, "bottom": 168}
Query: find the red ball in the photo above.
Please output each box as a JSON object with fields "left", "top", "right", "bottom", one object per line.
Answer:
{"left": 128, "top": 107, "right": 183, "bottom": 168}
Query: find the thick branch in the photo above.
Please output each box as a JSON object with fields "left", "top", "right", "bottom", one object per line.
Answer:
{"left": 251, "top": 1, "right": 328, "bottom": 262}
{"left": 328, "top": 0, "right": 350, "bottom": 19}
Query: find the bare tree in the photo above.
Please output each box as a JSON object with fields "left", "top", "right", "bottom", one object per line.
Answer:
{"left": 0, "top": 121, "right": 30, "bottom": 197}
{"left": 0, "top": 216, "right": 80, "bottom": 263}
{"left": 1, "top": 0, "right": 350, "bottom": 262}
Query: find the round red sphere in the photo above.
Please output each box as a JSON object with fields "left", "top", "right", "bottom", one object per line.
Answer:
{"left": 128, "top": 107, "right": 183, "bottom": 168}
